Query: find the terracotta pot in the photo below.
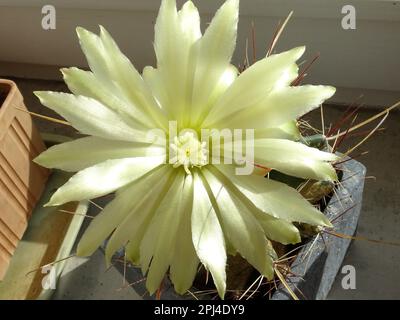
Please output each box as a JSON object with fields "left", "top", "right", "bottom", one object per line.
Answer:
{"left": 0, "top": 79, "right": 49, "bottom": 280}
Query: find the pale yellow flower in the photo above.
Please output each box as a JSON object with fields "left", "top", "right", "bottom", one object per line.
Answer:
{"left": 34, "top": 0, "right": 337, "bottom": 298}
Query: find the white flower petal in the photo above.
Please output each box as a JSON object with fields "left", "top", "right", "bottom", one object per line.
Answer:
{"left": 76, "top": 166, "right": 169, "bottom": 257}
{"left": 191, "top": 171, "right": 227, "bottom": 299}
{"left": 192, "top": 65, "right": 239, "bottom": 127}
{"left": 62, "top": 67, "right": 155, "bottom": 130}
{"left": 252, "top": 139, "right": 338, "bottom": 181}
{"left": 190, "top": 0, "right": 239, "bottom": 126}
{"left": 101, "top": 169, "right": 174, "bottom": 268}
{"left": 254, "top": 121, "right": 301, "bottom": 140}
{"left": 34, "top": 136, "right": 165, "bottom": 172}
{"left": 142, "top": 66, "right": 169, "bottom": 113}
{"left": 178, "top": 0, "right": 202, "bottom": 43}
{"left": 169, "top": 175, "right": 199, "bottom": 295}
{"left": 201, "top": 168, "right": 275, "bottom": 279}
{"left": 203, "top": 46, "right": 304, "bottom": 128}
{"left": 152, "top": 0, "right": 201, "bottom": 123}
{"left": 214, "top": 165, "right": 332, "bottom": 227}
{"left": 76, "top": 27, "right": 168, "bottom": 130}
{"left": 46, "top": 156, "right": 166, "bottom": 206}
{"left": 104, "top": 168, "right": 174, "bottom": 266}
{"left": 254, "top": 213, "right": 301, "bottom": 245}
{"left": 220, "top": 138, "right": 338, "bottom": 181}
{"left": 207, "top": 165, "right": 301, "bottom": 245}
{"left": 222, "top": 85, "right": 336, "bottom": 129}
{"left": 140, "top": 171, "right": 186, "bottom": 294}
{"left": 34, "top": 91, "right": 151, "bottom": 143}
{"left": 155, "top": 0, "right": 200, "bottom": 67}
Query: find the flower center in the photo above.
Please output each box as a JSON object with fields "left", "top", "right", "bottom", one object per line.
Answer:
{"left": 170, "top": 132, "right": 208, "bottom": 175}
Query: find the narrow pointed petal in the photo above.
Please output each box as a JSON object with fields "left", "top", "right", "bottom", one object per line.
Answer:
{"left": 222, "top": 85, "right": 336, "bottom": 130}
{"left": 169, "top": 175, "right": 200, "bottom": 295}
{"left": 76, "top": 166, "right": 169, "bottom": 257}
{"left": 254, "top": 213, "right": 301, "bottom": 245}
{"left": 202, "top": 168, "right": 274, "bottom": 279}
{"left": 140, "top": 172, "right": 186, "bottom": 295}
{"left": 190, "top": 0, "right": 239, "bottom": 126}
{"left": 192, "top": 65, "right": 239, "bottom": 127}
{"left": 214, "top": 165, "right": 332, "bottom": 227}
{"left": 142, "top": 66, "right": 169, "bottom": 113}
{"left": 178, "top": 1, "right": 202, "bottom": 42}
{"left": 207, "top": 166, "right": 301, "bottom": 245}
{"left": 105, "top": 169, "right": 175, "bottom": 265}
{"left": 154, "top": 0, "right": 190, "bottom": 66}
{"left": 191, "top": 171, "right": 227, "bottom": 298}
{"left": 254, "top": 121, "right": 301, "bottom": 140}
{"left": 211, "top": 65, "right": 239, "bottom": 101}
{"left": 252, "top": 139, "right": 338, "bottom": 181}
{"left": 62, "top": 67, "right": 155, "bottom": 129}
{"left": 203, "top": 46, "right": 304, "bottom": 127}
{"left": 76, "top": 27, "right": 167, "bottom": 130}
{"left": 220, "top": 138, "right": 338, "bottom": 181}
{"left": 34, "top": 136, "right": 165, "bottom": 172}
{"left": 46, "top": 156, "right": 166, "bottom": 206}
{"left": 152, "top": 0, "right": 201, "bottom": 122}
{"left": 34, "top": 91, "right": 150, "bottom": 143}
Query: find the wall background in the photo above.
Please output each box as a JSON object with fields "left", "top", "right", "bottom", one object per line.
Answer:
{"left": 0, "top": 0, "right": 399, "bottom": 107}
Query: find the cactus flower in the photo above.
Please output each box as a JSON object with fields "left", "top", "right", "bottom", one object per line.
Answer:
{"left": 34, "top": 0, "right": 337, "bottom": 298}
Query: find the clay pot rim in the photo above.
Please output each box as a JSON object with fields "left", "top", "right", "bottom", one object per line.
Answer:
{"left": 0, "top": 79, "right": 18, "bottom": 114}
